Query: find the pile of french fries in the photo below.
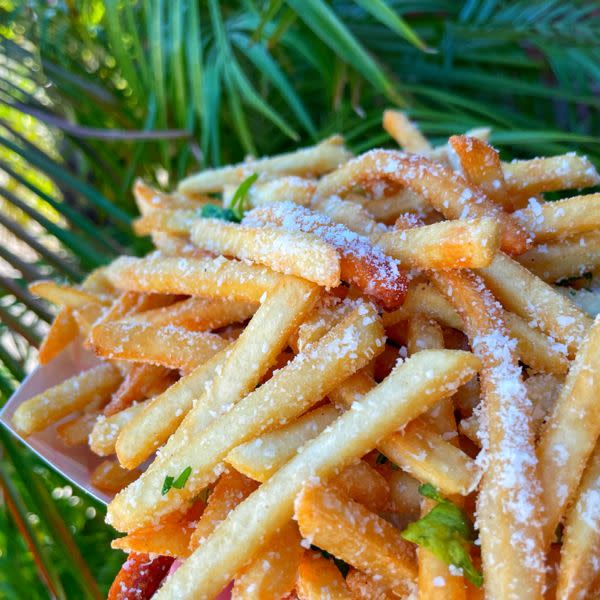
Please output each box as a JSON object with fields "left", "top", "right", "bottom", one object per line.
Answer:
{"left": 15, "top": 110, "right": 600, "bottom": 600}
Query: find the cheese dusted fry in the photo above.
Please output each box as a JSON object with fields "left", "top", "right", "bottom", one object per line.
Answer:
{"left": 29, "top": 279, "right": 110, "bottom": 309}
{"left": 332, "top": 460, "right": 391, "bottom": 514}
{"left": 89, "top": 321, "right": 229, "bottom": 371}
{"left": 297, "top": 551, "right": 352, "bottom": 600}
{"left": 537, "top": 316, "right": 600, "bottom": 549}
{"left": 296, "top": 484, "right": 416, "bottom": 592}
{"left": 244, "top": 202, "right": 408, "bottom": 310}
{"left": 134, "top": 178, "right": 210, "bottom": 215}
{"left": 38, "top": 308, "right": 79, "bottom": 364}
{"left": 178, "top": 135, "right": 352, "bottom": 193}
{"left": 190, "top": 220, "right": 342, "bottom": 287}
{"left": 383, "top": 109, "right": 431, "bottom": 153}
{"left": 311, "top": 195, "right": 384, "bottom": 237}
{"left": 12, "top": 362, "right": 122, "bottom": 436}
{"left": 107, "top": 553, "right": 174, "bottom": 600}
{"left": 56, "top": 411, "right": 99, "bottom": 447}
{"left": 154, "top": 350, "right": 479, "bottom": 599}
{"left": 104, "top": 254, "right": 282, "bottom": 303}
{"left": 90, "top": 400, "right": 149, "bottom": 456}
{"left": 315, "top": 150, "right": 530, "bottom": 255}
{"left": 108, "top": 301, "right": 382, "bottom": 532}
{"left": 91, "top": 459, "right": 141, "bottom": 494}
{"left": 345, "top": 569, "right": 396, "bottom": 600}
{"left": 133, "top": 209, "right": 199, "bottom": 237}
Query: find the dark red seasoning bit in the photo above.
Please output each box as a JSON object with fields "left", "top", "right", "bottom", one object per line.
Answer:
{"left": 108, "top": 552, "right": 174, "bottom": 600}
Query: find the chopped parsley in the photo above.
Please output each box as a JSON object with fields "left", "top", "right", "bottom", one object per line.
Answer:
{"left": 401, "top": 484, "right": 483, "bottom": 587}
{"left": 229, "top": 172, "right": 258, "bottom": 221}
{"left": 161, "top": 466, "right": 192, "bottom": 496}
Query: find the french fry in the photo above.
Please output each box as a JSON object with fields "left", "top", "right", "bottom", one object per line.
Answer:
{"left": 72, "top": 302, "right": 106, "bottom": 336}
{"left": 12, "top": 362, "right": 122, "bottom": 436}
{"left": 223, "top": 176, "right": 316, "bottom": 208}
{"left": 133, "top": 209, "right": 199, "bottom": 237}
{"left": 226, "top": 404, "right": 341, "bottom": 482}
{"left": 244, "top": 202, "right": 408, "bottom": 310}
{"left": 104, "top": 363, "right": 173, "bottom": 416}
{"left": 537, "top": 316, "right": 600, "bottom": 549}
{"left": 104, "top": 255, "right": 282, "bottom": 303}
{"left": 134, "top": 178, "right": 210, "bottom": 215}
{"left": 92, "top": 290, "right": 176, "bottom": 328}
{"left": 116, "top": 279, "right": 320, "bottom": 470}
{"left": 311, "top": 195, "right": 384, "bottom": 238}
{"left": 91, "top": 459, "right": 140, "bottom": 494}
{"left": 345, "top": 568, "right": 396, "bottom": 600}
{"left": 296, "top": 551, "right": 352, "bottom": 600}
{"left": 448, "top": 134, "right": 509, "bottom": 208}
{"left": 315, "top": 150, "right": 530, "bottom": 256}
{"left": 377, "top": 218, "right": 500, "bottom": 269}
{"left": 112, "top": 499, "right": 205, "bottom": 558}
{"left": 154, "top": 350, "right": 480, "bottom": 599}
{"left": 38, "top": 308, "right": 79, "bottom": 364}
{"left": 89, "top": 321, "right": 229, "bottom": 371}
{"left": 383, "top": 109, "right": 431, "bottom": 153}
{"left": 232, "top": 520, "right": 302, "bottom": 600}
{"left": 480, "top": 252, "right": 592, "bottom": 356}
{"left": 387, "top": 470, "right": 422, "bottom": 521}
{"left": 189, "top": 469, "right": 259, "bottom": 551}
{"left": 296, "top": 483, "right": 416, "bottom": 592}
{"left": 331, "top": 460, "right": 391, "bottom": 514}
{"left": 90, "top": 401, "right": 150, "bottom": 456}
{"left": 107, "top": 553, "right": 174, "bottom": 600}
{"left": 178, "top": 135, "right": 352, "bottom": 194}
{"left": 556, "top": 443, "right": 600, "bottom": 600}
{"left": 151, "top": 232, "right": 208, "bottom": 257}
{"left": 108, "top": 301, "right": 382, "bottom": 532}
{"left": 503, "top": 155, "right": 599, "bottom": 197}
{"left": 29, "top": 279, "right": 110, "bottom": 309}
{"left": 431, "top": 269, "right": 546, "bottom": 599}
{"left": 56, "top": 411, "right": 99, "bottom": 447}
{"left": 365, "top": 188, "right": 434, "bottom": 223}
{"left": 406, "top": 313, "right": 444, "bottom": 355}
{"left": 513, "top": 193, "right": 600, "bottom": 243}
{"left": 190, "top": 220, "right": 342, "bottom": 287}
{"left": 516, "top": 232, "right": 600, "bottom": 282}
{"left": 426, "top": 127, "right": 492, "bottom": 165}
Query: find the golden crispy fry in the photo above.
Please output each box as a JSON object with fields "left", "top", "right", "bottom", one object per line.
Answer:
{"left": 56, "top": 411, "right": 99, "bottom": 447}
{"left": 244, "top": 202, "right": 408, "bottom": 310}
{"left": 104, "top": 255, "right": 282, "bottom": 303}
{"left": 108, "top": 302, "right": 382, "bottom": 532}
{"left": 72, "top": 302, "right": 106, "bottom": 336}
{"left": 449, "top": 134, "right": 508, "bottom": 208}
{"left": 93, "top": 291, "right": 176, "bottom": 328}
{"left": 297, "top": 551, "right": 352, "bottom": 600}
{"left": 150, "top": 232, "right": 208, "bottom": 257}
{"left": 90, "top": 401, "right": 150, "bottom": 456}
{"left": 383, "top": 109, "right": 431, "bottom": 153}
{"left": 91, "top": 458, "right": 141, "bottom": 494}
{"left": 426, "top": 127, "right": 492, "bottom": 165}
{"left": 537, "top": 316, "right": 600, "bottom": 549}
{"left": 12, "top": 362, "right": 122, "bottom": 436}
{"left": 107, "top": 553, "right": 174, "bottom": 600}
{"left": 330, "top": 460, "right": 391, "bottom": 514}
{"left": 134, "top": 179, "right": 210, "bottom": 215}
{"left": 516, "top": 232, "right": 600, "bottom": 282}
{"left": 480, "top": 252, "right": 592, "bottom": 356}
{"left": 223, "top": 176, "right": 316, "bottom": 209}
{"left": 178, "top": 135, "right": 352, "bottom": 193}
{"left": 232, "top": 520, "right": 302, "bottom": 600}
{"left": 112, "top": 499, "right": 205, "bottom": 558}
{"left": 189, "top": 469, "right": 259, "bottom": 551}
{"left": 296, "top": 484, "right": 416, "bottom": 592}
{"left": 556, "top": 443, "right": 600, "bottom": 600}
{"left": 406, "top": 313, "right": 444, "bottom": 355}
{"left": 38, "top": 308, "right": 79, "bottom": 364}
{"left": 345, "top": 568, "right": 396, "bottom": 600}
{"left": 29, "top": 280, "right": 110, "bottom": 309}
{"left": 315, "top": 150, "right": 530, "bottom": 256}
{"left": 154, "top": 349, "right": 479, "bottom": 599}
{"left": 432, "top": 270, "right": 545, "bottom": 599}
{"left": 377, "top": 218, "right": 500, "bottom": 269}
{"left": 226, "top": 404, "right": 340, "bottom": 482}
{"left": 513, "top": 193, "right": 600, "bottom": 243}
{"left": 133, "top": 209, "right": 198, "bottom": 237}
{"left": 311, "top": 195, "right": 384, "bottom": 238}
{"left": 365, "top": 188, "right": 434, "bottom": 223}
{"left": 89, "top": 321, "right": 228, "bottom": 371}
{"left": 190, "top": 220, "right": 342, "bottom": 287}
{"left": 503, "top": 155, "right": 599, "bottom": 197}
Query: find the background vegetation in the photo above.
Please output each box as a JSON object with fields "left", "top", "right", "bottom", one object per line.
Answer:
{"left": 0, "top": 0, "right": 599, "bottom": 596}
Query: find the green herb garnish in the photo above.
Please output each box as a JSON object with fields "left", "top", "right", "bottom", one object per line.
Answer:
{"left": 200, "top": 203, "right": 236, "bottom": 222}
{"left": 161, "top": 466, "right": 192, "bottom": 496}
{"left": 229, "top": 173, "right": 258, "bottom": 221}
{"left": 401, "top": 484, "right": 483, "bottom": 587}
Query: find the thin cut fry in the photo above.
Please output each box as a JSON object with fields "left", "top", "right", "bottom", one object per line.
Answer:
{"left": 90, "top": 401, "right": 149, "bottom": 456}
{"left": 190, "top": 219, "right": 342, "bottom": 287}
{"left": 345, "top": 568, "right": 396, "bottom": 600}
{"left": 104, "top": 255, "right": 282, "bottom": 303}
{"left": 91, "top": 459, "right": 140, "bottom": 494}
{"left": 178, "top": 135, "right": 352, "bottom": 193}
{"left": 383, "top": 109, "right": 431, "bottom": 153}
{"left": 12, "top": 362, "right": 122, "bottom": 436}
{"left": 38, "top": 308, "right": 79, "bottom": 364}
{"left": 296, "top": 551, "right": 352, "bottom": 600}
{"left": 296, "top": 483, "right": 416, "bottom": 592}
{"left": 315, "top": 150, "right": 530, "bottom": 256}
{"left": 232, "top": 520, "right": 302, "bottom": 600}
{"left": 108, "top": 301, "right": 382, "bottom": 532}
{"left": 331, "top": 460, "right": 391, "bottom": 514}
{"left": 56, "top": 411, "right": 99, "bottom": 447}
{"left": 89, "top": 321, "right": 228, "bottom": 371}
{"left": 154, "top": 350, "right": 479, "bottom": 599}
{"left": 556, "top": 443, "right": 600, "bottom": 600}
{"left": 134, "top": 178, "right": 210, "bottom": 215}
{"left": 537, "top": 316, "right": 600, "bottom": 549}
{"left": 29, "top": 280, "right": 110, "bottom": 309}
{"left": 72, "top": 302, "right": 106, "bottom": 336}
{"left": 223, "top": 176, "right": 316, "bottom": 209}
{"left": 107, "top": 553, "right": 174, "bottom": 600}
{"left": 311, "top": 195, "right": 384, "bottom": 238}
